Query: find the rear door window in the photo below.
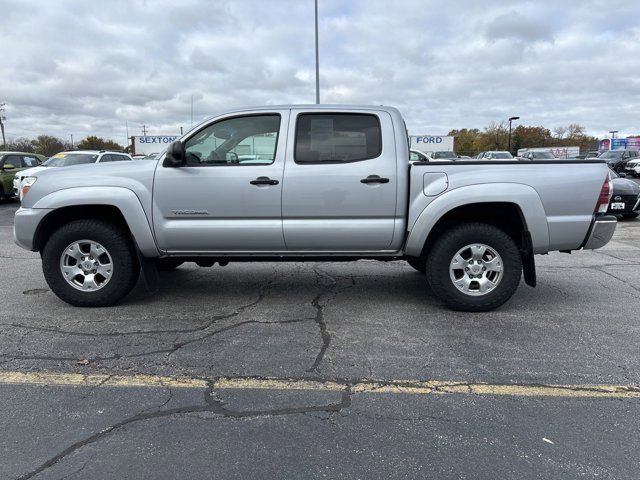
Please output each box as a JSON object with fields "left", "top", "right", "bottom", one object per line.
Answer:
{"left": 4, "top": 155, "right": 22, "bottom": 168}
{"left": 22, "top": 155, "right": 40, "bottom": 167}
{"left": 294, "top": 113, "right": 382, "bottom": 163}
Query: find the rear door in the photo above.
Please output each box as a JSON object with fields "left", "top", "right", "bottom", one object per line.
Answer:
{"left": 282, "top": 109, "right": 397, "bottom": 251}
{"left": 153, "top": 110, "right": 289, "bottom": 252}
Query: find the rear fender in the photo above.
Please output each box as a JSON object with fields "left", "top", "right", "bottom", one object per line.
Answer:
{"left": 404, "top": 183, "right": 549, "bottom": 256}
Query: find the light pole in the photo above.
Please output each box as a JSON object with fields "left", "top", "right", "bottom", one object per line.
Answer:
{"left": 609, "top": 130, "right": 618, "bottom": 150}
{"left": 508, "top": 116, "right": 520, "bottom": 153}
{"left": 314, "top": 0, "right": 320, "bottom": 104}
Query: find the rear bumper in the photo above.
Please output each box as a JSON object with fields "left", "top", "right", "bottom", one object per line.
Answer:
{"left": 13, "top": 207, "right": 53, "bottom": 251}
{"left": 582, "top": 215, "right": 617, "bottom": 250}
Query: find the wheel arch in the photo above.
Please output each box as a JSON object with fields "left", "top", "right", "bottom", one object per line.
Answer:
{"left": 404, "top": 183, "right": 549, "bottom": 257}
{"left": 32, "top": 187, "right": 159, "bottom": 256}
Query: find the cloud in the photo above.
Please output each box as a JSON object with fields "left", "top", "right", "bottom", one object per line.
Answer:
{"left": 0, "top": 0, "right": 638, "bottom": 144}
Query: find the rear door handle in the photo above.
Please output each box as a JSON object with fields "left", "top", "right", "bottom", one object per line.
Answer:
{"left": 250, "top": 176, "right": 279, "bottom": 186}
{"left": 360, "top": 175, "right": 390, "bottom": 184}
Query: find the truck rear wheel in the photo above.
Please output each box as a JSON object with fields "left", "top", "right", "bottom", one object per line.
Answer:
{"left": 42, "top": 219, "right": 140, "bottom": 307}
{"left": 426, "top": 223, "right": 522, "bottom": 311}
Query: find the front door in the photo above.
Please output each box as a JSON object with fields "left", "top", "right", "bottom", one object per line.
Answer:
{"left": 153, "top": 111, "right": 288, "bottom": 253}
{"left": 281, "top": 109, "right": 398, "bottom": 251}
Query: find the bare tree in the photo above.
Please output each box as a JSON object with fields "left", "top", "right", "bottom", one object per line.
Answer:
{"left": 553, "top": 126, "right": 567, "bottom": 139}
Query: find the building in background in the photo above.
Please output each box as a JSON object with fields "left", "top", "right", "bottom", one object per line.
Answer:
{"left": 598, "top": 137, "right": 640, "bottom": 151}
{"left": 517, "top": 146, "right": 580, "bottom": 159}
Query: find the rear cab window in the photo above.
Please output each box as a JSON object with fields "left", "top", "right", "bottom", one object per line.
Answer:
{"left": 294, "top": 113, "right": 382, "bottom": 164}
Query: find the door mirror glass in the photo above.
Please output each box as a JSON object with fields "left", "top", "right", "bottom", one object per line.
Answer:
{"left": 163, "top": 141, "right": 185, "bottom": 167}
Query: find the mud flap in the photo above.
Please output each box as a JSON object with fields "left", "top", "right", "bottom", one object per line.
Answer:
{"left": 521, "top": 230, "right": 536, "bottom": 288}
{"left": 135, "top": 246, "right": 159, "bottom": 294}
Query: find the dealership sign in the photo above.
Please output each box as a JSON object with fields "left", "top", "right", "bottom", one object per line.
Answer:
{"left": 132, "top": 135, "right": 180, "bottom": 154}
{"left": 409, "top": 135, "right": 454, "bottom": 152}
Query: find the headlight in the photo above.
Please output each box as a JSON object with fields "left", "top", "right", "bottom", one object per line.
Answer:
{"left": 20, "top": 177, "right": 37, "bottom": 200}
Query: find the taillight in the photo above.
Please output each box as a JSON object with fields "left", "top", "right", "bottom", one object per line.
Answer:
{"left": 594, "top": 173, "right": 612, "bottom": 214}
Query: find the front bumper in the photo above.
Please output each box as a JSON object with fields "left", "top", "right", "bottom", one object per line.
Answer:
{"left": 13, "top": 207, "right": 53, "bottom": 251}
{"left": 582, "top": 215, "right": 617, "bottom": 250}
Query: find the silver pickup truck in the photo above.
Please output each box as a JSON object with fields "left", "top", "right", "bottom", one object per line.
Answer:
{"left": 13, "top": 105, "right": 616, "bottom": 311}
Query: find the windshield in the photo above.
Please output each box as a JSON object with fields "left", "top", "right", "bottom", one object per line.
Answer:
{"left": 490, "top": 152, "right": 513, "bottom": 159}
{"left": 599, "top": 151, "right": 623, "bottom": 159}
{"left": 43, "top": 153, "right": 99, "bottom": 167}
{"left": 432, "top": 151, "right": 457, "bottom": 159}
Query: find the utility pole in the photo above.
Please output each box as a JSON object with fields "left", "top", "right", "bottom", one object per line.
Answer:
{"left": 70, "top": 134, "right": 74, "bottom": 149}
{"left": 508, "top": 116, "right": 520, "bottom": 154}
{"left": 314, "top": 0, "right": 320, "bottom": 104}
{"left": 0, "top": 103, "right": 6, "bottom": 149}
{"left": 180, "top": 126, "right": 183, "bottom": 135}
{"left": 141, "top": 124, "right": 147, "bottom": 136}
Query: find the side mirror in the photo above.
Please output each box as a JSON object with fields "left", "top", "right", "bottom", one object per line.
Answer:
{"left": 163, "top": 141, "right": 185, "bottom": 167}
{"left": 2, "top": 164, "right": 16, "bottom": 172}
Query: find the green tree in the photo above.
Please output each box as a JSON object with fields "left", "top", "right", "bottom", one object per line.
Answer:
{"left": 447, "top": 128, "right": 481, "bottom": 156}
{"left": 77, "top": 136, "right": 123, "bottom": 151}
{"left": 31, "top": 135, "right": 67, "bottom": 157}
{"left": 511, "top": 125, "right": 553, "bottom": 153}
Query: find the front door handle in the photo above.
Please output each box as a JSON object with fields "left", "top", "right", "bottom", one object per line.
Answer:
{"left": 250, "top": 176, "right": 279, "bottom": 186}
{"left": 360, "top": 175, "right": 390, "bottom": 184}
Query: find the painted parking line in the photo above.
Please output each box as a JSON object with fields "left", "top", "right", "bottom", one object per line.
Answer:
{"left": 1, "top": 370, "right": 639, "bottom": 398}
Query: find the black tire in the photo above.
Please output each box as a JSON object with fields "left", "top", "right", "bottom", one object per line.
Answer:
{"left": 406, "top": 257, "right": 426, "bottom": 274}
{"left": 614, "top": 163, "right": 624, "bottom": 174}
{"left": 42, "top": 219, "right": 140, "bottom": 307}
{"left": 425, "top": 223, "right": 522, "bottom": 312}
{"left": 622, "top": 213, "right": 639, "bottom": 219}
{"left": 155, "top": 258, "right": 184, "bottom": 271}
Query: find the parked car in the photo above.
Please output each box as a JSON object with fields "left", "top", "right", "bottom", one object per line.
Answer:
{"left": 0, "top": 152, "right": 43, "bottom": 199}
{"left": 598, "top": 149, "right": 639, "bottom": 173}
{"left": 141, "top": 153, "right": 160, "bottom": 160}
{"left": 131, "top": 154, "right": 147, "bottom": 160}
{"left": 608, "top": 169, "right": 640, "bottom": 219}
{"left": 409, "top": 149, "right": 429, "bottom": 162}
{"left": 624, "top": 158, "right": 640, "bottom": 177}
{"left": 477, "top": 151, "right": 514, "bottom": 160}
{"left": 520, "top": 151, "right": 556, "bottom": 160}
{"left": 585, "top": 151, "right": 600, "bottom": 159}
{"left": 14, "top": 105, "right": 615, "bottom": 311}
{"left": 13, "top": 150, "right": 132, "bottom": 197}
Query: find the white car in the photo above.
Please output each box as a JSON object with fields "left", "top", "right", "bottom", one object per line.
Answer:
{"left": 625, "top": 158, "right": 640, "bottom": 177}
{"left": 14, "top": 150, "right": 132, "bottom": 196}
{"left": 477, "top": 151, "right": 514, "bottom": 160}
{"left": 409, "top": 150, "right": 458, "bottom": 162}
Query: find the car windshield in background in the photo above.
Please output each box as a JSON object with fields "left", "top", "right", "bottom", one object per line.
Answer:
{"left": 43, "top": 153, "right": 99, "bottom": 167}
{"left": 492, "top": 152, "right": 513, "bottom": 159}
{"left": 599, "top": 151, "right": 623, "bottom": 160}
{"left": 534, "top": 152, "right": 556, "bottom": 159}
{"left": 432, "top": 151, "right": 457, "bottom": 159}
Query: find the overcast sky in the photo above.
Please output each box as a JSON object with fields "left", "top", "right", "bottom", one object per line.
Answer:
{"left": 1, "top": 0, "right": 639, "bottom": 144}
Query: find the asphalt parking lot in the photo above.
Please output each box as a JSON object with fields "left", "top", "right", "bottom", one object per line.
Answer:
{"left": 1, "top": 197, "right": 639, "bottom": 479}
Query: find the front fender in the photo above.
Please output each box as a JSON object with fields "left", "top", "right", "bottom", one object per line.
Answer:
{"left": 404, "top": 183, "right": 550, "bottom": 256}
{"left": 32, "top": 186, "right": 159, "bottom": 256}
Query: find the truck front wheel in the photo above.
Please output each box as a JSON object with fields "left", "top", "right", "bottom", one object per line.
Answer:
{"left": 425, "top": 223, "right": 522, "bottom": 311}
{"left": 42, "top": 219, "right": 140, "bottom": 307}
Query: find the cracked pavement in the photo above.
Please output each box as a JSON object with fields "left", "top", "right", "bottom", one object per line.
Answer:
{"left": 1, "top": 198, "right": 639, "bottom": 479}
